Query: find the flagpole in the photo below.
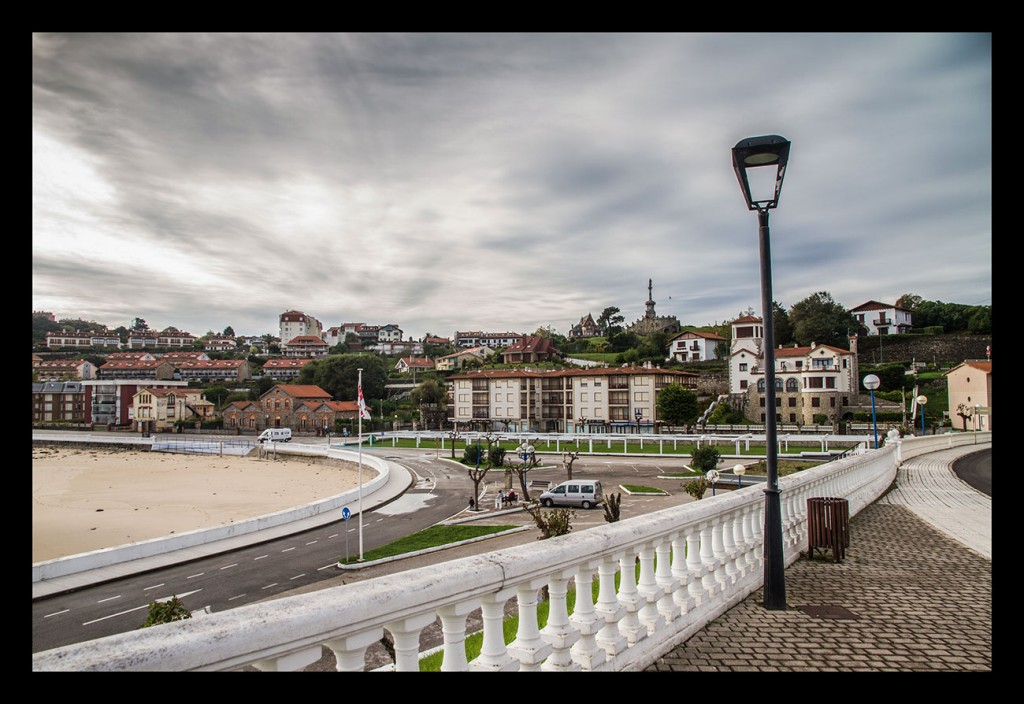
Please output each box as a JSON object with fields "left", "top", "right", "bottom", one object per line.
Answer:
{"left": 357, "top": 368, "right": 364, "bottom": 561}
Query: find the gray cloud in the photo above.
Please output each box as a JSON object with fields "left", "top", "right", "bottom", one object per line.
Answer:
{"left": 33, "top": 33, "right": 991, "bottom": 339}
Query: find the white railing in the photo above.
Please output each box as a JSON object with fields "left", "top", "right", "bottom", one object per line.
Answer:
{"left": 32, "top": 432, "right": 990, "bottom": 672}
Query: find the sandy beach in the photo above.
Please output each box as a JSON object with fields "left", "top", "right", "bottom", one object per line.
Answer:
{"left": 32, "top": 446, "right": 362, "bottom": 563}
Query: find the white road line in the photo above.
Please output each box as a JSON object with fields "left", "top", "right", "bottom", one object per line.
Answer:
{"left": 254, "top": 555, "right": 268, "bottom": 560}
{"left": 43, "top": 609, "right": 70, "bottom": 618}
{"left": 219, "top": 563, "right": 238, "bottom": 570}
{"left": 290, "top": 574, "right": 306, "bottom": 580}
{"left": 281, "top": 547, "right": 295, "bottom": 552}
{"left": 187, "top": 573, "right": 205, "bottom": 579}
{"left": 143, "top": 583, "right": 165, "bottom": 591}
{"left": 262, "top": 583, "right": 278, "bottom": 590}
{"left": 228, "top": 594, "right": 247, "bottom": 601}
{"left": 97, "top": 595, "right": 122, "bottom": 603}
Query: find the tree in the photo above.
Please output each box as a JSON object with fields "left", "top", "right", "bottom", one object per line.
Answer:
{"left": 130, "top": 318, "right": 149, "bottom": 331}
{"left": 657, "top": 384, "right": 700, "bottom": 431}
{"left": 895, "top": 293, "right": 923, "bottom": 312}
{"left": 202, "top": 384, "right": 231, "bottom": 407}
{"left": 788, "top": 291, "right": 861, "bottom": 347}
{"left": 561, "top": 451, "right": 580, "bottom": 481}
{"left": 296, "top": 353, "right": 388, "bottom": 401}
{"left": 411, "top": 378, "right": 448, "bottom": 429}
{"left": 462, "top": 443, "right": 491, "bottom": 510}
{"left": 223, "top": 326, "right": 235, "bottom": 337}
{"left": 596, "top": 306, "right": 624, "bottom": 336}
{"left": 772, "top": 301, "right": 794, "bottom": 346}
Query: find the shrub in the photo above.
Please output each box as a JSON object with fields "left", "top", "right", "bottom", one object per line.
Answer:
{"left": 602, "top": 492, "right": 622, "bottom": 523}
{"left": 690, "top": 445, "right": 721, "bottom": 473}
{"left": 525, "top": 505, "right": 575, "bottom": 539}
{"left": 683, "top": 477, "right": 708, "bottom": 500}
{"left": 462, "top": 442, "right": 486, "bottom": 465}
{"left": 141, "top": 596, "right": 192, "bottom": 628}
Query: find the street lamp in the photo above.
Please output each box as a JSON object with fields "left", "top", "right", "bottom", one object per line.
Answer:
{"left": 732, "top": 134, "right": 791, "bottom": 611}
{"left": 635, "top": 408, "right": 643, "bottom": 436}
{"left": 863, "top": 374, "right": 881, "bottom": 449}
{"left": 734, "top": 463, "right": 746, "bottom": 489}
{"left": 975, "top": 403, "right": 980, "bottom": 431}
{"left": 917, "top": 395, "right": 928, "bottom": 436}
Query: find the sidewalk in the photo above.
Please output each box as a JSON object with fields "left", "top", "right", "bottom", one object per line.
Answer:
{"left": 644, "top": 444, "right": 992, "bottom": 672}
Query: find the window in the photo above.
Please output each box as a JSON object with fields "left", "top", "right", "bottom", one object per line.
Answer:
{"left": 830, "top": 397, "right": 836, "bottom": 407}
{"left": 789, "top": 413, "right": 797, "bottom": 423}
{"left": 581, "top": 393, "right": 588, "bottom": 402}
{"left": 788, "top": 397, "right": 796, "bottom": 407}
{"left": 786, "top": 378, "right": 799, "bottom": 392}
{"left": 775, "top": 398, "right": 782, "bottom": 407}
{"left": 634, "top": 392, "right": 649, "bottom": 402}
{"left": 812, "top": 398, "right": 820, "bottom": 408}
{"left": 739, "top": 363, "right": 748, "bottom": 372}
{"left": 740, "top": 380, "right": 748, "bottom": 390}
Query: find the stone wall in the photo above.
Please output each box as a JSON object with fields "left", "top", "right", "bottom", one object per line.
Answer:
{"left": 855, "top": 333, "right": 990, "bottom": 367}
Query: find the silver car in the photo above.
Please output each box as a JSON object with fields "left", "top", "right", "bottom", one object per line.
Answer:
{"left": 538, "top": 480, "right": 603, "bottom": 509}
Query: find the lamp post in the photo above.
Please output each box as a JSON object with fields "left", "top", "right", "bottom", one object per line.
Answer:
{"left": 732, "top": 134, "right": 790, "bottom": 611}
{"left": 975, "top": 403, "right": 980, "bottom": 432}
{"left": 917, "top": 395, "right": 928, "bottom": 436}
{"left": 734, "top": 463, "right": 745, "bottom": 489}
{"left": 863, "top": 374, "right": 881, "bottom": 449}
{"left": 635, "top": 408, "right": 642, "bottom": 436}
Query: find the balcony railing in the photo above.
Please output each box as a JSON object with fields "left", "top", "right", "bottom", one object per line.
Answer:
{"left": 33, "top": 432, "right": 990, "bottom": 672}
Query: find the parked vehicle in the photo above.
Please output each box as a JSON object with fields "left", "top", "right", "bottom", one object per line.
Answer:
{"left": 257, "top": 427, "right": 292, "bottom": 443}
{"left": 538, "top": 480, "right": 603, "bottom": 509}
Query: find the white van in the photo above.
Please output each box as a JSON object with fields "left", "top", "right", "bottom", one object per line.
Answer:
{"left": 257, "top": 428, "right": 292, "bottom": 444}
{"left": 538, "top": 480, "right": 603, "bottom": 509}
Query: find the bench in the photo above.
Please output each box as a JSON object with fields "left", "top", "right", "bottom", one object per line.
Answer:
{"left": 529, "top": 480, "right": 550, "bottom": 490}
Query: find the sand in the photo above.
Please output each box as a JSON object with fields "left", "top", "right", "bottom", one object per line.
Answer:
{"left": 32, "top": 446, "right": 362, "bottom": 563}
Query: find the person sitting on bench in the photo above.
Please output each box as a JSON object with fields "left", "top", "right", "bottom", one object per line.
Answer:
{"left": 505, "top": 489, "right": 518, "bottom": 504}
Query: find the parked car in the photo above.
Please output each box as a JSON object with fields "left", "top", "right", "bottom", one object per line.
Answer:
{"left": 538, "top": 480, "right": 603, "bottom": 509}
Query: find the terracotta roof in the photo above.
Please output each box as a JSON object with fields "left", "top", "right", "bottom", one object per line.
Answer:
{"left": 176, "top": 359, "right": 244, "bottom": 368}
{"left": 849, "top": 300, "right": 910, "bottom": 313}
{"left": 503, "top": 335, "right": 559, "bottom": 354}
{"left": 263, "top": 358, "right": 314, "bottom": 368}
{"left": 272, "top": 384, "right": 333, "bottom": 399}
{"left": 944, "top": 360, "right": 992, "bottom": 376}
{"left": 732, "top": 315, "right": 762, "bottom": 324}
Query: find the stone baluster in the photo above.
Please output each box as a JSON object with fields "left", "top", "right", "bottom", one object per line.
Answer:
{"left": 636, "top": 541, "right": 666, "bottom": 635}
{"left": 616, "top": 548, "right": 646, "bottom": 645}
{"left": 253, "top": 645, "right": 324, "bottom": 672}
{"left": 737, "top": 506, "right": 756, "bottom": 578}
{"left": 700, "top": 523, "right": 721, "bottom": 599}
{"left": 386, "top": 613, "right": 439, "bottom": 672}
{"left": 507, "top": 580, "right": 552, "bottom": 671}
{"left": 471, "top": 588, "right": 519, "bottom": 671}
{"left": 569, "top": 563, "right": 606, "bottom": 670}
{"left": 437, "top": 600, "right": 480, "bottom": 672}
{"left": 685, "top": 527, "right": 707, "bottom": 609}
{"left": 594, "top": 555, "right": 627, "bottom": 658}
{"left": 655, "top": 536, "right": 681, "bottom": 622}
{"left": 325, "top": 629, "right": 383, "bottom": 672}
{"left": 720, "top": 511, "right": 740, "bottom": 585}
{"left": 540, "top": 569, "right": 581, "bottom": 671}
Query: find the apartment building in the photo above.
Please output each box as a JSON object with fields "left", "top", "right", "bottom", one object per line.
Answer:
{"left": 80, "top": 379, "right": 190, "bottom": 426}
{"left": 279, "top": 311, "right": 323, "bottom": 344}
{"left": 175, "top": 358, "right": 251, "bottom": 384}
{"left": 667, "top": 330, "right": 727, "bottom": 362}
{"left": 447, "top": 365, "right": 698, "bottom": 434}
{"left": 131, "top": 387, "right": 215, "bottom": 433}
{"left": 31, "top": 381, "right": 86, "bottom": 425}
{"left": 32, "top": 358, "right": 98, "bottom": 381}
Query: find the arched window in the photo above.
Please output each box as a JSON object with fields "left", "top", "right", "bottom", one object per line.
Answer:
{"left": 757, "top": 379, "right": 765, "bottom": 392}
{"left": 786, "top": 378, "right": 799, "bottom": 392}
{"left": 775, "top": 378, "right": 783, "bottom": 392}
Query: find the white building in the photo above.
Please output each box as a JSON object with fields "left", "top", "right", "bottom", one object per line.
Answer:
{"left": 849, "top": 300, "right": 913, "bottom": 335}
{"left": 667, "top": 329, "right": 728, "bottom": 362}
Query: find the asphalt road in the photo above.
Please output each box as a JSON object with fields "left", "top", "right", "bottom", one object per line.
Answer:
{"left": 951, "top": 446, "right": 991, "bottom": 496}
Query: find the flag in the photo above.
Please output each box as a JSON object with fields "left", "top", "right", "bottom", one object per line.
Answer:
{"left": 357, "top": 383, "right": 371, "bottom": 420}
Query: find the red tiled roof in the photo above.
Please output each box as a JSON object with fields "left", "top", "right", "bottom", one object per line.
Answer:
{"left": 273, "top": 384, "right": 333, "bottom": 399}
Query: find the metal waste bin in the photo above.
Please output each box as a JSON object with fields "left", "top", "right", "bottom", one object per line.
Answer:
{"left": 806, "top": 497, "right": 850, "bottom": 562}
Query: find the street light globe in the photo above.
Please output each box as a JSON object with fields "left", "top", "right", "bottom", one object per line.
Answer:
{"left": 917, "top": 395, "right": 928, "bottom": 405}
{"left": 733, "top": 464, "right": 745, "bottom": 476}
{"left": 862, "top": 374, "right": 880, "bottom": 391}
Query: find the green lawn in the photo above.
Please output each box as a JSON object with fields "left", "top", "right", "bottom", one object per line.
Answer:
{"left": 337, "top": 524, "right": 516, "bottom": 565}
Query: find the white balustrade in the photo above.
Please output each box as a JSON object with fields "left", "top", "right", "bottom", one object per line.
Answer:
{"left": 32, "top": 434, "right": 990, "bottom": 673}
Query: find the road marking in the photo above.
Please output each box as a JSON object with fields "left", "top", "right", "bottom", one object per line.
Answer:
{"left": 187, "top": 572, "right": 205, "bottom": 579}
{"left": 281, "top": 547, "right": 296, "bottom": 552}
{"left": 228, "top": 594, "right": 247, "bottom": 601}
{"left": 142, "top": 583, "right": 165, "bottom": 591}
{"left": 97, "top": 595, "right": 122, "bottom": 603}
{"left": 219, "top": 563, "right": 238, "bottom": 570}
{"left": 83, "top": 589, "right": 202, "bottom": 626}
{"left": 43, "top": 609, "right": 70, "bottom": 618}
{"left": 305, "top": 540, "right": 317, "bottom": 545}
{"left": 262, "top": 583, "right": 278, "bottom": 590}
{"left": 254, "top": 555, "right": 269, "bottom": 560}
{"left": 290, "top": 574, "right": 306, "bottom": 580}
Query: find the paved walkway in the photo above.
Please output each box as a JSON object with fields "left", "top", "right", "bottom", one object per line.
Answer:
{"left": 644, "top": 444, "right": 992, "bottom": 672}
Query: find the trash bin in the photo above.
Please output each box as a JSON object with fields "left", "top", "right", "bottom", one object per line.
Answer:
{"left": 806, "top": 497, "right": 850, "bottom": 562}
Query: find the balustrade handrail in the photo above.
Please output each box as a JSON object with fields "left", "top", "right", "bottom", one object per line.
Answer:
{"left": 33, "top": 432, "right": 990, "bottom": 672}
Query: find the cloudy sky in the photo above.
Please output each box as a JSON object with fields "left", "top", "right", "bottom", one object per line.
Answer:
{"left": 32, "top": 33, "right": 991, "bottom": 341}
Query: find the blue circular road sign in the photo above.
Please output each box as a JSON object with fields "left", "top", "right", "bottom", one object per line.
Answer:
{"left": 341, "top": 507, "right": 351, "bottom": 521}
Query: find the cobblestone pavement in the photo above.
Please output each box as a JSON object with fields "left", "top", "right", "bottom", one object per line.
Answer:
{"left": 644, "top": 502, "right": 992, "bottom": 672}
